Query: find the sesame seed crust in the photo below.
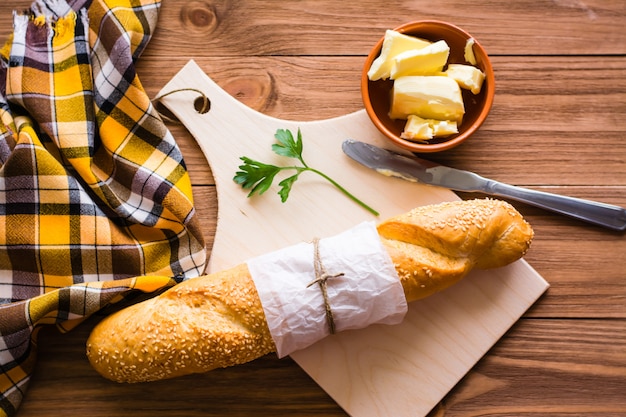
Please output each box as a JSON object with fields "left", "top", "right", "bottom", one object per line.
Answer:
{"left": 86, "top": 198, "right": 533, "bottom": 382}
{"left": 378, "top": 198, "right": 533, "bottom": 302}
{"left": 86, "top": 263, "right": 275, "bottom": 383}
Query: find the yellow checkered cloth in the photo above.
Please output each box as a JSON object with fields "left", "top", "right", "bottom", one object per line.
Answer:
{"left": 0, "top": 0, "right": 207, "bottom": 415}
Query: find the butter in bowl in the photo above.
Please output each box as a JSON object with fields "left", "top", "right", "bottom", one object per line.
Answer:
{"left": 361, "top": 20, "right": 495, "bottom": 153}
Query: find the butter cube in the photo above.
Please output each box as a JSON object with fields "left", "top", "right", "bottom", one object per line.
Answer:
{"left": 390, "top": 76, "right": 465, "bottom": 122}
{"left": 445, "top": 64, "right": 485, "bottom": 94}
{"left": 401, "top": 116, "right": 459, "bottom": 141}
{"left": 464, "top": 38, "right": 477, "bottom": 65}
{"left": 430, "top": 119, "right": 458, "bottom": 136}
{"left": 401, "top": 115, "right": 433, "bottom": 141}
{"left": 390, "top": 40, "right": 450, "bottom": 79}
{"left": 367, "top": 30, "right": 432, "bottom": 81}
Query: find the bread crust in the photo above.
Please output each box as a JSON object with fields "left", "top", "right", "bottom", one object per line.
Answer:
{"left": 86, "top": 199, "right": 533, "bottom": 383}
{"left": 87, "top": 264, "right": 274, "bottom": 382}
{"left": 377, "top": 198, "right": 534, "bottom": 301}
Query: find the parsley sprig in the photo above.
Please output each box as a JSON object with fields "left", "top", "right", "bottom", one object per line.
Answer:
{"left": 233, "top": 128, "right": 379, "bottom": 216}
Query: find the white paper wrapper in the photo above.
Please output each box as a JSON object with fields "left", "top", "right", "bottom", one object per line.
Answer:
{"left": 247, "top": 222, "right": 407, "bottom": 358}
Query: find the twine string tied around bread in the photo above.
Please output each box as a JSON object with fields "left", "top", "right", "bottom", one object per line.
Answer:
{"left": 306, "top": 238, "right": 344, "bottom": 334}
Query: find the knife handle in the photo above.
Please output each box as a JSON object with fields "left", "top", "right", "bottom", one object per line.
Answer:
{"left": 486, "top": 181, "right": 626, "bottom": 231}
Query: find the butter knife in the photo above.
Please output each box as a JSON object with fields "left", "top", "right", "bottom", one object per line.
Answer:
{"left": 342, "top": 139, "right": 626, "bottom": 231}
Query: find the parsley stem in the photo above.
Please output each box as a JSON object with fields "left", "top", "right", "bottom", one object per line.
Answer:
{"left": 308, "top": 168, "right": 379, "bottom": 216}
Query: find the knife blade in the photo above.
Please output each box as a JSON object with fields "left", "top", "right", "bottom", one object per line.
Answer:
{"left": 342, "top": 139, "right": 626, "bottom": 232}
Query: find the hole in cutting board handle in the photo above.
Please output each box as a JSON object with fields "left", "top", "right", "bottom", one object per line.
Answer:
{"left": 152, "top": 88, "right": 211, "bottom": 123}
{"left": 194, "top": 95, "right": 211, "bottom": 114}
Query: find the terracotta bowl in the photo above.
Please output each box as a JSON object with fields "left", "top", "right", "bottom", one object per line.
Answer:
{"left": 361, "top": 20, "right": 495, "bottom": 153}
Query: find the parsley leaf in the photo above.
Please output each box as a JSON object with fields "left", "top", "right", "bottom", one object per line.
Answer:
{"left": 232, "top": 157, "right": 282, "bottom": 197}
{"left": 234, "top": 128, "right": 378, "bottom": 216}
{"left": 277, "top": 174, "right": 299, "bottom": 202}
{"left": 272, "top": 129, "right": 304, "bottom": 161}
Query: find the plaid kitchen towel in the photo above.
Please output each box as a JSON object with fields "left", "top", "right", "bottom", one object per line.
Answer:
{"left": 0, "top": 0, "right": 207, "bottom": 415}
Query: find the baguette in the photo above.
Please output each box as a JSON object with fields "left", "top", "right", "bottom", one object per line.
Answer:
{"left": 86, "top": 198, "right": 533, "bottom": 383}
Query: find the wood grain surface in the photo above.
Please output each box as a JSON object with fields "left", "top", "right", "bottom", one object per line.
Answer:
{"left": 1, "top": 0, "right": 625, "bottom": 416}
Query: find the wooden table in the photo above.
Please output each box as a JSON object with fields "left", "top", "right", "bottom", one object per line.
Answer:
{"left": 3, "top": 1, "right": 625, "bottom": 416}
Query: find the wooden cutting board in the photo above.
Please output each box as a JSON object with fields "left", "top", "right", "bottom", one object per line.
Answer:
{"left": 158, "top": 60, "right": 549, "bottom": 417}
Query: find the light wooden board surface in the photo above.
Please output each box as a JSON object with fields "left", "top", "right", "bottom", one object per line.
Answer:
{"left": 158, "top": 60, "right": 549, "bottom": 417}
